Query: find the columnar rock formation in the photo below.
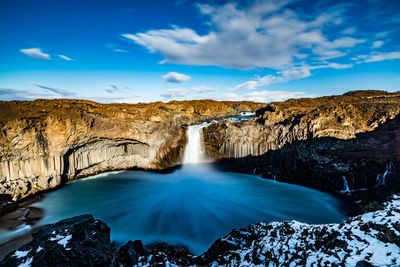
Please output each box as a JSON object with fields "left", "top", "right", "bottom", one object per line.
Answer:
{"left": 0, "top": 99, "right": 263, "bottom": 201}
{"left": 203, "top": 90, "right": 400, "bottom": 200}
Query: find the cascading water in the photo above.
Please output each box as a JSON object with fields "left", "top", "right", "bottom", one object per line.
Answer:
{"left": 341, "top": 176, "right": 351, "bottom": 194}
{"left": 376, "top": 162, "right": 396, "bottom": 187}
{"left": 182, "top": 122, "right": 210, "bottom": 164}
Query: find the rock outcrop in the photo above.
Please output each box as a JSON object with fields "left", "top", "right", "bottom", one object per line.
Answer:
{"left": 203, "top": 90, "right": 400, "bottom": 201}
{"left": 0, "top": 99, "right": 263, "bottom": 202}
{"left": 2, "top": 195, "right": 400, "bottom": 266}
{"left": 198, "top": 194, "right": 400, "bottom": 266}
{"left": 0, "top": 214, "right": 116, "bottom": 266}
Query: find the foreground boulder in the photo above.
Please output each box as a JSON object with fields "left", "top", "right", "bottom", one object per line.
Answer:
{"left": 0, "top": 214, "right": 115, "bottom": 266}
{"left": 2, "top": 195, "right": 400, "bottom": 266}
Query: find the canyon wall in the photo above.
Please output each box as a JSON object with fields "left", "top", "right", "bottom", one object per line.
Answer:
{"left": 203, "top": 90, "right": 400, "bottom": 200}
{"left": 0, "top": 99, "right": 263, "bottom": 201}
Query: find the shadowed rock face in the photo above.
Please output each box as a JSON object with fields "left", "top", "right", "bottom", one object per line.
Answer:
{"left": 203, "top": 90, "right": 400, "bottom": 201}
{"left": 0, "top": 99, "right": 263, "bottom": 201}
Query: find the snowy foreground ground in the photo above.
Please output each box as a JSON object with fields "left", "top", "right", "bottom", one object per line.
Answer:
{"left": 201, "top": 195, "right": 400, "bottom": 266}
{"left": 2, "top": 195, "right": 400, "bottom": 266}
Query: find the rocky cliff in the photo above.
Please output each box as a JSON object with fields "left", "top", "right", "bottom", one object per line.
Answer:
{"left": 0, "top": 99, "right": 263, "bottom": 202}
{"left": 203, "top": 90, "right": 400, "bottom": 201}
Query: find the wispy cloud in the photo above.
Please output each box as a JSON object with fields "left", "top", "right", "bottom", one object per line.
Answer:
{"left": 0, "top": 87, "right": 56, "bottom": 100}
{"left": 342, "top": 27, "right": 356, "bottom": 35}
{"left": 193, "top": 86, "right": 217, "bottom": 93}
{"left": 82, "top": 95, "right": 140, "bottom": 104}
{"left": 105, "top": 83, "right": 119, "bottom": 93}
{"left": 20, "top": 48, "right": 51, "bottom": 61}
{"left": 234, "top": 63, "right": 353, "bottom": 90}
{"left": 370, "top": 40, "right": 384, "bottom": 49}
{"left": 0, "top": 86, "right": 140, "bottom": 103}
{"left": 160, "top": 88, "right": 188, "bottom": 98}
{"left": 214, "top": 90, "right": 316, "bottom": 103}
{"left": 106, "top": 43, "right": 128, "bottom": 53}
{"left": 30, "top": 82, "right": 75, "bottom": 96}
{"left": 122, "top": 1, "right": 365, "bottom": 70}
{"left": 162, "top": 72, "right": 191, "bottom": 83}
{"left": 352, "top": 51, "right": 400, "bottom": 63}
{"left": 58, "top": 55, "right": 74, "bottom": 61}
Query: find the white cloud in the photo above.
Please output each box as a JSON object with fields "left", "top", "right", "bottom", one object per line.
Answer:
{"left": 235, "top": 67, "right": 312, "bottom": 90}
{"left": 193, "top": 86, "right": 217, "bottom": 93}
{"left": 58, "top": 55, "right": 74, "bottom": 61}
{"left": 214, "top": 90, "right": 316, "bottom": 103}
{"left": 162, "top": 72, "right": 191, "bottom": 83}
{"left": 352, "top": 51, "right": 400, "bottom": 63}
{"left": 364, "top": 51, "right": 400, "bottom": 63}
{"left": 370, "top": 40, "right": 384, "bottom": 49}
{"left": 122, "top": 1, "right": 364, "bottom": 70}
{"left": 160, "top": 88, "right": 188, "bottom": 98}
{"left": 342, "top": 27, "right": 356, "bottom": 35}
{"left": 0, "top": 87, "right": 58, "bottom": 100}
{"left": 323, "top": 63, "right": 354, "bottom": 69}
{"left": 233, "top": 63, "right": 353, "bottom": 91}
{"left": 234, "top": 81, "right": 260, "bottom": 91}
{"left": 20, "top": 48, "right": 51, "bottom": 61}
{"left": 30, "top": 82, "right": 75, "bottom": 96}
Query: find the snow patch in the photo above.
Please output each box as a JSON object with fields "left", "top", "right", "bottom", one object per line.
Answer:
{"left": 49, "top": 234, "right": 72, "bottom": 248}
{"left": 17, "top": 257, "right": 33, "bottom": 267}
{"left": 13, "top": 249, "right": 31, "bottom": 259}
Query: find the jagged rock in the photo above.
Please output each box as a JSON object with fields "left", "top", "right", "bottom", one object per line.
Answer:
{"left": 203, "top": 90, "right": 400, "bottom": 201}
{"left": 118, "top": 242, "right": 195, "bottom": 266}
{"left": 115, "top": 240, "right": 144, "bottom": 266}
{"left": 0, "top": 99, "right": 262, "bottom": 201}
{"left": 197, "top": 194, "right": 400, "bottom": 266}
{"left": 0, "top": 214, "right": 116, "bottom": 266}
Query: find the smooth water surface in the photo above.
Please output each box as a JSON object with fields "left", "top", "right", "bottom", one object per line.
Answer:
{"left": 29, "top": 164, "right": 347, "bottom": 255}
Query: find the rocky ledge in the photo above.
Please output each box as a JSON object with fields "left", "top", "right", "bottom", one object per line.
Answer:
{"left": 2, "top": 195, "right": 399, "bottom": 266}
{"left": 203, "top": 90, "right": 400, "bottom": 203}
{"left": 0, "top": 99, "right": 262, "bottom": 203}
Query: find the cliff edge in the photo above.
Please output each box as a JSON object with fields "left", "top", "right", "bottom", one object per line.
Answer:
{"left": 204, "top": 90, "right": 400, "bottom": 202}
{"left": 0, "top": 99, "right": 263, "bottom": 202}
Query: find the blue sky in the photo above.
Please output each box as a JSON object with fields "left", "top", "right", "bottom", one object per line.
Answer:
{"left": 0, "top": 0, "right": 399, "bottom": 103}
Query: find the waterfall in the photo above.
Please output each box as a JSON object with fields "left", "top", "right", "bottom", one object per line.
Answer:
{"left": 376, "top": 162, "right": 396, "bottom": 187}
{"left": 182, "top": 122, "right": 210, "bottom": 164}
{"left": 342, "top": 176, "right": 350, "bottom": 193}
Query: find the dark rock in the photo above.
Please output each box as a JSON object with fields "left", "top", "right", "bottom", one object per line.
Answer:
{"left": 355, "top": 260, "right": 374, "bottom": 267}
{"left": 0, "top": 214, "right": 115, "bottom": 267}
{"left": 116, "top": 241, "right": 196, "bottom": 266}
{"left": 116, "top": 240, "right": 143, "bottom": 266}
{"left": 204, "top": 91, "right": 400, "bottom": 205}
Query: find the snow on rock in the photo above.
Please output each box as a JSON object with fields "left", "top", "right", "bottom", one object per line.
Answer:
{"left": 200, "top": 194, "right": 400, "bottom": 266}
{"left": 12, "top": 249, "right": 31, "bottom": 259}
{"left": 16, "top": 257, "right": 33, "bottom": 267}
{"left": 49, "top": 233, "right": 72, "bottom": 248}
{"left": 0, "top": 215, "right": 115, "bottom": 266}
